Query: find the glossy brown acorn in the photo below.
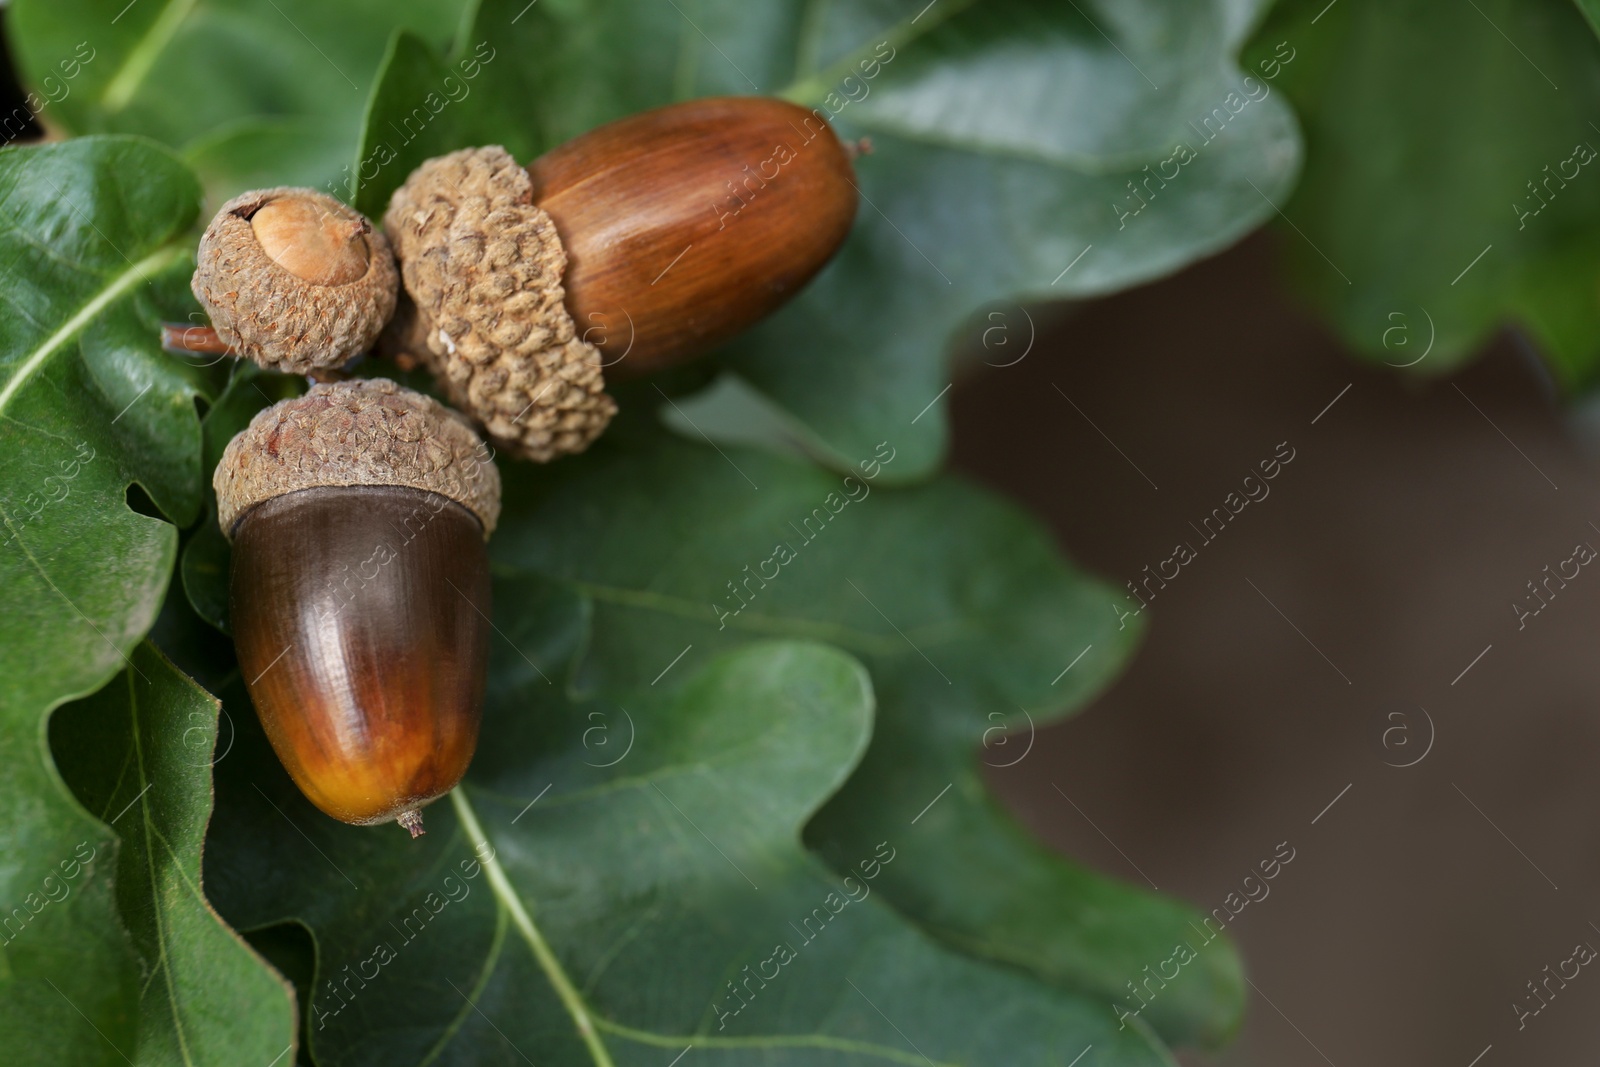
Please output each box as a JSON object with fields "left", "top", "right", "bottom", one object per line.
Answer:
{"left": 217, "top": 379, "right": 502, "bottom": 836}
{"left": 530, "top": 96, "right": 860, "bottom": 378}
{"left": 379, "top": 96, "right": 860, "bottom": 463}
{"left": 231, "top": 488, "right": 488, "bottom": 833}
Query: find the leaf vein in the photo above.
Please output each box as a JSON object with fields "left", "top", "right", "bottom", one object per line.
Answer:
{"left": 416, "top": 899, "right": 510, "bottom": 1067}
{"left": 0, "top": 244, "right": 184, "bottom": 418}
{"left": 596, "top": 1016, "right": 966, "bottom": 1066}
{"left": 101, "top": 0, "right": 204, "bottom": 113}
{"left": 570, "top": 579, "right": 932, "bottom": 656}
{"left": 450, "top": 791, "right": 964, "bottom": 1067}
{"left": 450, "top": 788, "right": 617, "bottom": 1067}
{"left": 777, "top": 0, "right": 983, "bottom": 104}
{"left": 128, "top": 665, "right": 198, "bottom": 1067}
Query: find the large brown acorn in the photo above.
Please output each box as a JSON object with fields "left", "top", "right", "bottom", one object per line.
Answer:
{"left": 215, "top": 378, "right": 501, "bottom": 836}
{"left": 382, "top": 96, "right": 859, "bottom": 462}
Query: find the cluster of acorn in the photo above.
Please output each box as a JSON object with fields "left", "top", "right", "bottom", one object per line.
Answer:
{"left": 189, "top": 98, "right": 858, "bottom": 836}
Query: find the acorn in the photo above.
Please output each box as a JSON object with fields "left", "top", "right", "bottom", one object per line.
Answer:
{"left": 190, "top": 188, "right": 398, "bottom": 373}
{"left": 215, "top": 378, "right": 500, "bottom": 835}
{"left": 381, "top": 95, "right": 859, "bottom": 461}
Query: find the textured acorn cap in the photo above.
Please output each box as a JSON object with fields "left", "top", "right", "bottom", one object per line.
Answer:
{"left": 193, "top": 188, "right": 399, "bottom": 374}
{"left": 214, "top": 378, "right": 500, "bottom": 538}
{"left": 383, "top": 146, "right": 616, "bottom": 462}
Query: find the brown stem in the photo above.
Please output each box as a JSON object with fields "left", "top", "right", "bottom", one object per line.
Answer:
{"left": 161, "top": 322, "right": 231, "bottom": 356}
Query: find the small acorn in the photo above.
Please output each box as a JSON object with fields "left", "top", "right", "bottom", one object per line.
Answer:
{"left": 215, "top": 378, "right": 500, "bottom": 835}
{"left": 382, "top": 96, "right": 859, "bottom": 462}
{"left": 191, "top": 188, "right": 399, "bottom": 373}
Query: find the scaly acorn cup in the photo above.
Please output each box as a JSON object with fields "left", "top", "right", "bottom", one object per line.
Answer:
{"left": 381, "top": 95, "right": 859, "bottom": 462}
{"left": 190, "top": 187, "right": 399, "bottom": 373}
{"left": 215, "top": 378, "right": 500, "bottom": 836}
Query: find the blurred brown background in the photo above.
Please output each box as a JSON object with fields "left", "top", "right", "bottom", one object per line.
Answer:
{"left": 954, "top": 235, "right": 1600, "bottom": 1066}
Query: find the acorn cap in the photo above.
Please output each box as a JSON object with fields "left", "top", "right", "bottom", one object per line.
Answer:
{"left": 214, "top": 378, "right": 501, "bottom": 538}
{"left": 383, "top": 146, "right": 616, "bottom": 462}
{"left": 193, "top": 188, "right": 399, "bottom": 374}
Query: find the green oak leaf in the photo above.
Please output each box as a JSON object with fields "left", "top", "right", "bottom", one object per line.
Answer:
{"left": 7, "top": 0, "right": 468, "bottom": 200}
{"left": 786, "top": 0, "right": 1267, "bottom": 165}
{"left": 1251, "top": 0, "right": 1600, "bottom": 386}
{"left": 178, "top": 361, "right": 301, "bottom": 634}
{"left": 209, "top": 640, "right": 1179, "bottom": 1066}
{"left": 0, "top": 135, "right": 240, "bottom": 1064}
{"left": 42, "top": 642, "right": 296, "bottom": 1066}
{"left": 353, "top": 0, "right": 1300, "bottom": 481}
{"left": 470, "top": 418, "right": 1241, "bottom": 1048}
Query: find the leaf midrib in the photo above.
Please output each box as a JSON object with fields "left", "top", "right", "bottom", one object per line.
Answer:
{"left": 449, "top": 788, "right": 965, "bottom": 1067}
{"left": 100, "top": 0, "right": 204, "bottom": 114}
{"left": 450, "top": 788, "right": 617, "bottom": 1067}
{"left": 0, "top": 243, "right": 186, "bottom": 417}
{"left": 776, "top": 0, "right": 984, "bottom": 105}
{"left": 127, "top": 664, "right": 198, "bottom": 1067}
{"left": 414, "top": 901, "right": 509, "bottom": 1067}
{"left": 596, "top": 1017, "right": 963, "bottom": 1067}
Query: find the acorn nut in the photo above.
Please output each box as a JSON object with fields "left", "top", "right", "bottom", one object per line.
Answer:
{"left": 192, "top": 188, "right": 399, "bottom": 373}
{"left": 382, "top": 96, "right": 859, "bottom": 462}
{"left": 215, "top": 377, "right": 500, "bottom": 836}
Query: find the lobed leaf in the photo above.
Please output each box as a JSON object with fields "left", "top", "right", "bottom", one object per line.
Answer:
{"left": 8, "top": 0, "right": 469, "bottom": 200}
{"left": 210, "top": 640, "right": 1180, "bottom": 1066}
{"left": 47, "top": 643, "right": 297, "bottom": 1066}
{"left": 475, "top": 419, "right": 1244, "bottom": 1047}
{"left": 0, "top": 134, "right": 250, "bottom": 1065}
{"left": 354, "top": 0, "right": 1300, "bottom": 480}
{"left": 1253, "top": 0, "right": 1600, "bottom": 387}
